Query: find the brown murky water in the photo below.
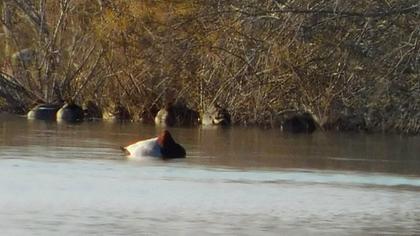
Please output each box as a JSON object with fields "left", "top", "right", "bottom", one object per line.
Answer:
{"left": 1, "top": 114, "right": 420, "bottom": 235}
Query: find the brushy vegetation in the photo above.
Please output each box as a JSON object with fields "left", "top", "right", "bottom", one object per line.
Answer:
{"left": 0, "top": 0, "right": 419, "bottom": 133}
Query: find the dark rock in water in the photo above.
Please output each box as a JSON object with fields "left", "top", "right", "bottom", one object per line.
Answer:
{"left": 57, "top": 103, "right": 84, "bottom": 122}
{"left": 200, "top": 104, "right": 231, "bottom": 126}
{"left": 83, "top": 101, "right": 102, "bottom": 120}
{"left": 27, "top": 104, "right": 61, "bottom": 120}
{"left": 155, "top": 102, "right": 199, "bottom": 127}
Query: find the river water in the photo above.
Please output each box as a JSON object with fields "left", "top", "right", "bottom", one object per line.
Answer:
{"left": 0, "top": 114, "right": 419, "bottom": 235}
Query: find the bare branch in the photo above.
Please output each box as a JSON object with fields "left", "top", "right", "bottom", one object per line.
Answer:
{"left": 10, "top": 0, "right": 49, "bottom": 36}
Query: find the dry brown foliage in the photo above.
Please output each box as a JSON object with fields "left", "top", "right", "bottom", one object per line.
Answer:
{"left": 1, "top": 0, "right": 419, "bottom": 133}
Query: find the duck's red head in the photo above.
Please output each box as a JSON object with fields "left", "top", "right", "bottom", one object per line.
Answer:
{"left": 157, "top": 130, "right": 172, "bottom": 146}
{"left": 157, "top": 130, "right": 186, "bottom": 159}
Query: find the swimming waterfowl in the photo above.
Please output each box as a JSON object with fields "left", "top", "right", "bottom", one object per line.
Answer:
{"left": 57, "top": 102, "right": 84, "bottom": 122}
{"left": 27, "top": 103, "right": 61, "bottom": 120}
{"left": 122, "top": 130, "right": 186, "bottom": 159}
{"left": 154, "top": 102, "right": 199, "bottom": 127}
{"left": 103, "top": 103, "right": 131, "bottom": 121}
{"left": 200, "top": 104, "right": 231, "bottom": 126}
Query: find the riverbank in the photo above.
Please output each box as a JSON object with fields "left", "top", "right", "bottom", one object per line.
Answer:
{"left": 1, "top": 1, "right": 419, "bottom": 134}
{"left": 0, "top": 104, "right": 420, "bottom": 135}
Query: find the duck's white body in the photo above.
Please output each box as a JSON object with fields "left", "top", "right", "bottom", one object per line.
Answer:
{"left": 125, "top": 137, "right": 162, "bottom": 158}
{"left": 123, "top": 130, "right": 186, "bottom": 159}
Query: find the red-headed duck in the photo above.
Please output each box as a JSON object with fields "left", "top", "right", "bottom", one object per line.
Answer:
{"left": 122, "top": 130, "right": 186, "bottom": 159}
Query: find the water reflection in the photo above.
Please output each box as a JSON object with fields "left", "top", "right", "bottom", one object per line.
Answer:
{"left": 1, "top": 114, "right": 420, "bottom": 176}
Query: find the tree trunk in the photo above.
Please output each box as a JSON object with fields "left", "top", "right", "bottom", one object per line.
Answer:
{"left": 2, "top": 1, "right": 12, "bottom": 59}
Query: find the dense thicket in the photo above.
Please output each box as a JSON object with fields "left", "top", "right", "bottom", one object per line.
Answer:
{"left": 1, "top": 0, "right": 419, "bottom": 133}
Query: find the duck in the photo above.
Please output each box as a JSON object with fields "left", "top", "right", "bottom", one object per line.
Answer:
{"left": 83, "top": 100, "right": 103, "bottom": 120}
{"left": 200, "top": 104, "right": 231, "bottom": 126}
{"left": 122, "top": 130, "right": 186, "bottom": 159}
{"left": 103, "top": 103, "right": 131, "bottom": 121}
{"left": 154, "top": 102, "right": 199, "bottom": 127}
{"left": 27, "top": 103, "right": 61, "bottom": 120}
{"left": 56, "top": 102, "right": 84, "bottom": 122}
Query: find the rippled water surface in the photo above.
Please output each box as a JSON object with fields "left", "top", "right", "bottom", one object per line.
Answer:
{"left": 1, "top": 114, "right": 420, "bottom": 235}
